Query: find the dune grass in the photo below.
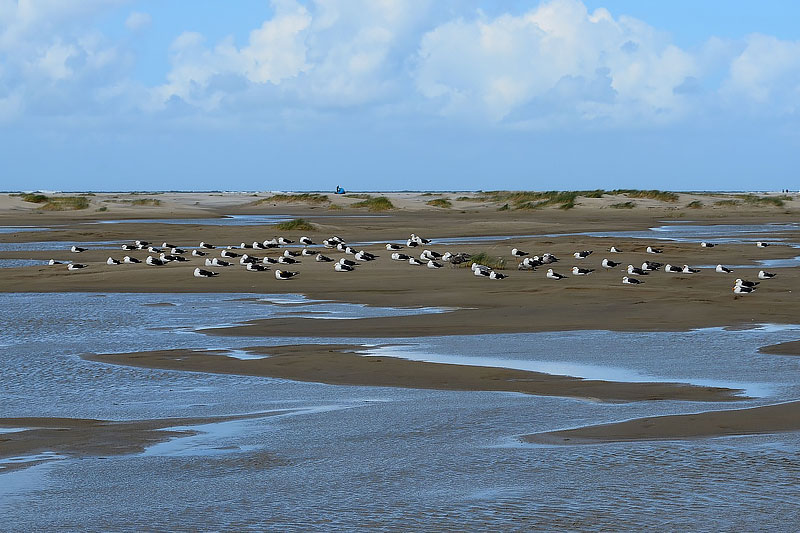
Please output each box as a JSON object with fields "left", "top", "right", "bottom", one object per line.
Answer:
{"left": 686, "top": 200, "right": 704, "bottom": 209}
{"left": 426, "top": 198, "right": 452, "bottom": 208}
{"left": 610, "top": 201, "right": 636, "bottom": 209}
{"left": 714, "top": 199, "right": 740, "bottom": 207}
{"left": 21, "top": 193, "right": 90, "bottom": 210}
{"left": 130, "top": 198, "right": 162, "bottom": 206}
{"left": 344, "top": 194, "right": 372, "bottom": 199}
{"left": 20, "top": 193, "right": 49, "bottom": 204}
{"left": 351, "top": 196, "right": 395, "bottom": 211}
{"left": 253, "top": 193, "right": 329, "bottom": 205}
{"left": 736, "top": 194, "right": 790, "bottom": 207}
{"left": 455, "top": 196, "right": 485, "bottom": 202}
{"left": 276, "top": 218, "right": 315, "bottom": 231}
{"left": 610, "top": 189, "right": 679, "bottom": 202}
{"left": 466, "top": 252, "right": 506, "bottom": 270}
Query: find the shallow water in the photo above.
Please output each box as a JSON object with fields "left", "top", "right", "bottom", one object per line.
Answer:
{"left": 1, "top": 293, "right": 799, "bottom": 530}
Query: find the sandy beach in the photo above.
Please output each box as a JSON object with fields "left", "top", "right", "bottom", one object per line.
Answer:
{"left": 2, "top": 190, "right": 800, "bottom": 446}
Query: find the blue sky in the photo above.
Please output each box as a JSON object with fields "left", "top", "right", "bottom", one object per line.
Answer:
{"left": 1, "top": 0, "right": 799, "bottom": 192}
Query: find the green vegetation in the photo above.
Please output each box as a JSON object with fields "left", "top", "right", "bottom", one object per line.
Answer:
{"left": 610, "top": 189, "right": 679, "bottom": 202}
{"left": 20, "top": 193, "right": 48, "bottom": 204}
{"left": 455, "top": 196, "right": 485, "bottom": 202}
{"left": 686, "top": 200, "right": 704, "bottom": 209}
{"left": 276, "top": 218, "right": 315, "bottom": 231}
{"left": 610, "top": 201, "right": 636, "bottom": 209}
{"left": 426, "top": 198, "right": 452, "bottom": 208}
{"left": 130, "top": 198, "right": 162, "bottom": 206}
{"left": 504, "top": 191, "right": 579, "bottom": 210}
{"left": 582, "top": 189, "right": 605, "bottom": 198}
{"left": 327, "top": 203, "right": 343, "bottom": 210}
{"left": 344, "top": 194, "right": 372, "bottom": 199}
{"left": 41, "top": 196, "right": 90, "bottom": 211}
{"left": 420, "top": 192, "right": 442, "bottom": 196}
{"left": 736, "top": 194, "right": 790, "bottom": 207}
{"left": 467, "top": 252, "right": 506, "bottom": 270}
{"left": 253, "top": 193, "right": 329, "bottom": 205}
{"left": 351, "top": 196, "right": 395, "bottom": 211}
{"left": 497, "top": 203, "right": 510, "bottom": 211}
{"left": 714, "top": 199, "right": 740, "bottom": 207}
{"left": 96, "top": 206, "right": 108, "bottom": 212}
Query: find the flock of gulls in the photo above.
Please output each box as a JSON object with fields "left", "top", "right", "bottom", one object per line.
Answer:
{"left": 55, "top": 233, "right": 776, "bottom": 294}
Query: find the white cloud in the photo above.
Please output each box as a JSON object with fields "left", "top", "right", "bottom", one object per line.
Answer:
{"left": 125, "top": 11, "right": 151, "bottom": 32}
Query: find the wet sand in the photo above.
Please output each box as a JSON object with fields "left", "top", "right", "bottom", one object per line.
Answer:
{"left": 758, "top": 340, "right": 800, "bottom": 356}
{"left": 522, "top": 401, "right": 800, "bottom": 444}
{"left": 84, "top": 344, "right": 743, "bottom": 403}
{"left": 0, "top": 411, "right": 288, "bottom": 472}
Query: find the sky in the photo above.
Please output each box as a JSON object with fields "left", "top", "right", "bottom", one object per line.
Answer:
{"left": 1, "top": 0, "right": 799, "bottom": 192}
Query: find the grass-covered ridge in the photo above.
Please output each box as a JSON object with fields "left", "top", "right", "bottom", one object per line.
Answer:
{"left": 351, "top": 196, "right": 395, "bottom": 211}
{"left": 253, "top": 193, "right": 329, "bottom": 205}
{"left": 686, "top": 200, "right": 703, "bottom": 209}
{"left": 21, "top": 193, "right": 90, "bottom": 211}
{"left": 426, "top": 198, "right": 452, "bottom": 208}
{"left": 130, "top": 198, "right": 162, "bottom": 206}
{"left": 610, "top": 201, "right": 635, "bottom": 209}
{"left": 610, "top": 189, "right": 680, "bottom": 202}
{"left": 735, "top": 194, "right": 791, "bottom": 207}
{"left": 276, "top": 218, "right": 315, "bottom": 231}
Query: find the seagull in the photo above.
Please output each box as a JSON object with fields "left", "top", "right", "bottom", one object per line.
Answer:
{"left": 627, "top": 264, "right": 647, "bottom": 276}
{"left": 701, "top": 242, "right": 715, "bottom": 248}
{"left": 67, "top": 263, "right": 86, "bottom": 270}
{"left": 609, "top": 246, "right": 622, "bottom": 253}
{"left": 70, "top": 246, "right": 86, "bottom": 253}
{"left": 409, "top": 257, "right": 424, "bottom": 266}
{"left": 146, "top": 256, "right": 167, "bottom": 266}
{"left": 391, "top": 253, "right": 411, "bottom": 261}
{"left": 421, "top": 249, "right": 442, "bottom": 260}
{"left": 735, "top": 278, "right": 759, "bottom": 288}
{"left": 239, "top": 242, "right": 253, "bottom": 249}
{"left": 135, "top": 240, "right": 150, "bottom": 247}
{"left": 160, "top": 252, "right": 188, "bottom": 262}
{"left": 344, "top": 246, "right": 357, "bottom": 255}
{"left": 283, "top": 250, "right": 300, "bottom": 257}
{"left": 220, "top": 250, "right": 240, "bottom": 258}
{"left": 602, "top": 258, "right": 620, "bottom": 268}
{"left": 511, "top": 248, "right": 529, "bottom": 257}
{"left": 211, "top": 258, "right": 231, "bottom": 267}
{"left": 622, "top": 276, "right": 643, "bottom": 284}
{"left": 123, "top": 256, "right": 140, "bottom": 264}
{"left": 315, "top": 254, "right": 333, "bottom": 262}
{"left": 194, "top": 267, "right": 219, "bottom": 277}
{"left": 471, "top": 263, "right": 490, "bottom": 273}
{"left": 162, "top": 242, "right": 176, "bottom": 249}
{"left": 199, "top": 241, "right": 215, "bottom": 249}
{"left": 427, "top": 260, "right": 443, "bottom": 269}
{"left": 682, "top": 265, "right": 700, "bottom": 274}
{"left": 641, "top": 261, "right": 662, "bottom": 271}
{"left": 253, "top": 242, "right": 267, "bottom": 250}
{"left": 473, "top": 268, "right": 490, "bottom": 277}
{"left": 410, "top": 233, "right": 431, "bottom": 245}
{"left": 121, "top": 244, "right": 136, "bottom": 251}
{"left": 758, "top": 270, "right": 776, "bottom": 279}
{"left": 48, "top": 259, "right": 63, "bottom": 265}
{"left": 277, "top": 237, "right": 294, "bottom": 245}
{"left": 646, "top": 246, "right": 663, "bottom": 254}
{"left": 301, "top": 248, "right": 315, "bottom": 256}
{"left": 192, "top": 249, "right": 208, "bottom": 256}
{"left": 756, "top": 242, "right": 770, "bottom": 248}
{"left": 278, "top": 256, "right": 299, "bottom": 264}
{"left": 246, "top": 263, "right": 268, "bottom": 272}
{"left": 106, "top": 257, "right": 121, "bottom": 265}
{"left": 299, "top": 236, "right": 314, "bottom": 246}
{"left": 275, "top": 269, "right": 298, "bottom": 280}
{"left": 572, "top": 266, "right": 594, "bottom": 275}
{"left": 664, "top": 264, "right": 682, "bottom": 273}
{"left": 147, "top": 246, "right": 162, "bottom": 254}
{"left": 541, "top": 253, "right": 558, "bottom": 264}
{"left": 386, "top": 243, "right": 403, "bottom": 251}
{"left": 262, "top": 257, "right": 279, "bottom": 264}
{"left": 339, "top": 258, "right": 357, "bottom": 267}
{"left": 171, "top": 247, "right": 186, "bottom": 255}
{"left": 355, "top": 250, "right": 376, "bottom": 261}
{"left": 573, "top": 250, "right": 592, "bottom": 259}
{"left": 489, "top": 271, "right": 507, "bottom": 280}
{"left": 263, "top": 239, "right": 279, "bottom": 248}
{"left": 546, "top": 269, "right": 565, "bottom": 280}
{"left": 334, "top": 262, "right": 354, "bottom": 272}
{"left": 406, "top": 239, "right": 419, "bottom": 247}
{"left": 239, "top": 254, "right": 258, "bottom": 264}
{"left": 733, "top": 285, "right": 756, "bottom": 294}
{"left": 715, "top": 264, "right": 733, "bottom": 273}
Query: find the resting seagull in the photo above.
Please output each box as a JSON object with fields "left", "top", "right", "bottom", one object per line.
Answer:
{"left": 572, "top": 266, "right": 594, "bottom": 275}
{"left": 627, "top": 264, "right": 647, "bottom": 276}
{"left": 199, "top": 241, "right": 215, "bottom": 249}
{"left": 409, "top": 257, "right": 424, "bottom": 266}
{"left": 391, "top": 253, "right": 411, "bottom": 261}
{"left": 735, "top": 278, "right": 759, "bottom": 288}
{"left": 756, "top": 242, "right": 770, "bottom": 248}
{"left": 511, "top": 248, "right": 529, "bottom": 257}
{"left": 682, "top": 265, "right": 700, "bottom": 274}
{"left": 646, "top": 246, "right": 663, "bottom": 254}
{"left": 315, "top": 254, "right": 333, "bottom": 262}
{"left": 489, "top": 271, "right": 507, "bottom": 280}
{"left": 339, "top": 258, "right": 357, "bottom": 267}
{"left": 123, "top": 256, "right": 140, "bottom": 264}
{"left": 642, "top": 261, "right": 662, "bottom": 271}
{"left": 192, "top": 250, "right": 208, "bottom": 257}
{"left": 427, "top": 260, "right": 443, "bottom": 269}
{"left": 733, "top": 285, "right": 756, "bottom": 294}
{"left": 210, "top": 258, "right": 231, "bottom": 267}
{"left": 70, "top": 246, "right": 86, "bottom": 253}
{"left": 299, "top": 236, "right": 314, "bottom": 246}
{"left": 716, "top": 264, "right": 733, "bottom": 273}
{"left": 146, "top": 256, "right": 167, "bottom": 266}
{"left": 278, "top": 256, "right": 299, "bottom": 264}
{"left": 121, "top": 244, "right": 136, "bottom": 251}
{"left": 758, "top": 270, "right": 776, "bottom": 279}
{"left": 67, "top": 263, "right": 86, "bottom": 270}
{"left": 334, "top": 262, "right": 354, "bottom": 272}
{"left": 622, "top": 276, "right": 643, "bottom": 284}
{"left": 701, "top": 242, "right": 715, "bottom": 248}
{"left": 106, "top": 257, "right": 121, "bottom": 265}
{"left": 473, "top": 268, "right": 490, "bottom": 277}
{"left": 609, "top": 246, "right": 622, "bottom": 253}
{"left": 602, "top": 258, "right": 620, "bottom": 268}
{"left": 275, "top": 269, "right": 298, "bottom": 280}
{"left": 386, "top": 243, "right": 403, "bottom": 251}
{"left": 194, "top": 267, "right": 219, "bottom": 277}
{"left": 355, "top": 250, "right": 376, "bottom": 261}
{"left": 573, "top": 250, "right": 592, "bottom": 259}
{"left": 301, "top": 249, "right": 315, "bottom": 256}
{"left": 546, "top": 269, "right": 565, "bottom": 280}
{"left": 664, "top": 264, "right": 682, "bottom": 273}
{"left": 277, "top": 237, "right": 294, "bottom": 245}
{"left": 48, "top": 259, "right": 63, "bottom": 265}
{"left": 246, "top": 263, "right": 268, "bottom": 272}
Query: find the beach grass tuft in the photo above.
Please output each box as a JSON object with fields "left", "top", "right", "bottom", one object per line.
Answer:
{"left": 276, "top": 218, "right": 315, "bottom": 231}
{"left": 253, "top": 193, "right": 329, "bottom": 205}
{"left": 426, "top": 198, "right": 452, "bottom": 208}
{"left": 344, "top": 194, "right": 372, "bottom": 199}
{"left": 20, "top": 193, "right": 49, "bottom": 204}
{"left": 22, "top": 194, "right": 90, "bottom": 210}
{"left": 610, "top": 201, "right": 635, "bottom": 209}
{"left": 686, "top": 200, "right": 703, "bottom": 209}
{"left": 467, "top": 251, "right": 506, "bottom": 270}
{"left": 714, "top": 199, "right": 740, "bottom": 207}
{"left": 351, "top": 196, "right": 395, "bottom": 211}
{"left": 610, "top": 189, "right": 679, "bottom": 202}
{"left": 130, "top": 198, "right": 162, "bottom": 206}
{"left": 736, "top": 194, "right": 789, "bottom": 207}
